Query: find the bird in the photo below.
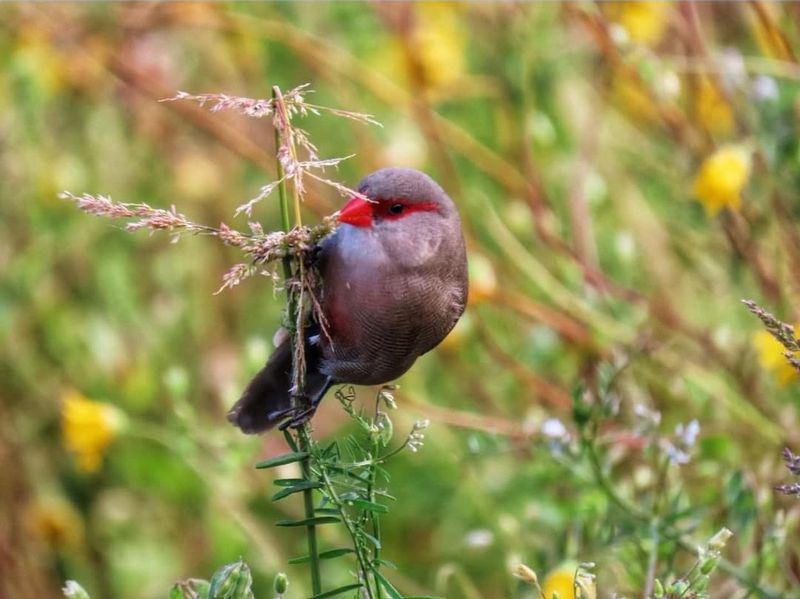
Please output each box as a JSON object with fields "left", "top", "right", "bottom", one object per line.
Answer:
{"left": 227, "top": 167, "right": 468, "bottom": 434}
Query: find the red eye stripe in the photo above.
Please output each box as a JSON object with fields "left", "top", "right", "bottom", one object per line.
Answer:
{"left": 377, "top": 199, "right": 440, "bottom": 220}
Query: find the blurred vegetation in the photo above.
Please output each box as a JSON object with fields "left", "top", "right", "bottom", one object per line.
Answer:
{"left": 2, "top": 2, "right": 800, "bottom": 598}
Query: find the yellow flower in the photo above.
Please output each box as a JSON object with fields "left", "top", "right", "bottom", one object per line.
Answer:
{"left": 542, "top": 563, "right": 596, "bottom": 599}
{"left": 25, "top": 498, "right": 84, "bottom": 550}
{"left": 603, "top": 2, "right": 671, "bottom": 45}
{"left": 694, "top": 77, "right": 734, "bottom": 136}
{"left": 414, "top": 3, "right": 466, "bottom": 96}
{"left": 754, "top": 328, "right": 799, "bottom": 386}
{"left": 62, "top": 390, "right": 124, "bottom": 473}
{"left": 692, "top": 145, "right": 752, "bottom": 216}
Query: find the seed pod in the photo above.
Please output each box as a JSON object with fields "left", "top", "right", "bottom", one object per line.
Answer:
{"left": 208, "top": 559, "right": 254, "bottom": 599}
{"left": 273, "top": 572, "right": 289, "bottom": 596}
{"left": 700, "top": 555, "right": 718, "bottom": 575}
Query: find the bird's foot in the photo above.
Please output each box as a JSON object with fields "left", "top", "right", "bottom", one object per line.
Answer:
{"left": 271, "top": 397, "right": 318, "bottom": 431}
{"left": 278, "top": 404, "right": 318, "bottom": 431}
{"left": 275, "top": 377, "right": 334, "bottom": 431}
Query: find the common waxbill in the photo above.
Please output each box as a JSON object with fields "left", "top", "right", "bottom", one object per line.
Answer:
{"left": 227, "top": 168, "right": 468, "bottom": 433}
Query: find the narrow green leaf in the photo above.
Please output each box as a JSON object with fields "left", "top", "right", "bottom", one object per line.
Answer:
{"left": 255, "top": 452, "right": 308, "bottom": 469}
{"left": 274, "top": 478, "right": 306, "bottom": 487}
{"left": 319, "top": 548, "right": 356, "bottom": 560}
{"left": 271, "top": 481, "right": 323, "bottom": 501}
{"left": 373, "top": 571, "right": 402, "bottom": 599}
{"left": 275, "top": 516, "right": 340, "bottom": 527}
{"left": 309, "top": 583, "right": 363, "bottom": 598}
{"left": 348, "top": 498, "right": 388, "bottom": 513}
{"left": 282, "top": 430, "right": 299, "bottom": 452}
{"left": 362, "top": 531, "right": 381, "bottom": 549}
{"left": 374, "top": 558, "right": 398, "bottom": 570}
{"left": 403, "top": 596, "right": 445, "bottom": 598}
{"left": 327, "top": 465, "right": 371, "bottom": 483}
{"left": 321, "top": 441, "right": 339, "bottom": 459}
{"left": 314, "top": 507, "right": 340, "bottom": 515}
{"left": 288, "top": 548, "right": 355, "bottom": 564}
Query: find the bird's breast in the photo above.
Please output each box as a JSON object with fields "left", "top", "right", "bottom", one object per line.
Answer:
{"left": 316, "top": 226, "right": 466, "bottom": 385}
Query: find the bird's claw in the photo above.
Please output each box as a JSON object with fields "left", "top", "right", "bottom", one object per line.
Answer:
{"left": 274, "top": 400, "right": 318, "bottom": 431}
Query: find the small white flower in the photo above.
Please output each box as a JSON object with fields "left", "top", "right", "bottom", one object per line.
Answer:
{"left": 676, "top": 419, "right": 700, "bottom": 448}
{"left": 62, "top": 581, "right": 90, "bottom": 599}
{"left": 541, "top": 418, "right": 568, "bottom": 440}
{"left": 752, "top": 75, "right": 779, "bottom": 102}
{"left": 465, "top": 529, "right": 494, "bottom": 548}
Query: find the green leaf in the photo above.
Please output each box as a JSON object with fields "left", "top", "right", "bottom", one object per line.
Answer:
{"left": 374, "top": 558, "right": 398, "bottom": 570}
{"left": 321, "top": 441, "right": 339, "bottom": 459}
{"left": 288, "top": 548, "right": 355, "bottom": 564}
{"left": 362, "top": 531, "right": 381, "bottom": 549}
{"left": 275, "top": 516, "right": 340, "bottom": 527}
{"left": 327, "top": 465, "right": 371, "bottom": 483}
{"left": 282, "top": 430, "right": 299, "bottom": 452}
{"left": 274, "top": 478, "right": 306, "bottom": 487}
{"left": 348, "top": 498, "right": 388, "bottom": 513}
{"left": 373, "top": 570, "right": 402, "bottom": 599}
{"left": 271, "top": 481, "right": 323, "bottom": 501}
{"left": 309, "top": 583, "right": 363, "bottom": 598}
{"left": 314, "top": 507, "right": 340, "bottom": 515}
{"left": 255, "top": 452, "right": 308, "bottom": 469}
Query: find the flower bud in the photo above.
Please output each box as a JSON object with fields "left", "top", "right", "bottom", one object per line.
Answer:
{"left": 694, "top": 575, "right": 709, "bottom": 593}
{"left": 273, "top": 572, "right": 289, "bottom": 596}
{"left": 376, "top": 412, "right": 393, "bottom": 447}
{"left": 700, "top": 555, "right": 718, "bottom": 575}
{"left": 62, "top": 581, "right": 90, "bottom": 599}
{"left": 653, "top": 579, "right": 664, "bottom": 597}
{"left": 511, "top": 563, "right": 539, "bottom": 585}
{"left": 708, "top": 527, "right": 733, "bottom": 551}
{"left": 669, "top": 580, "right": 688, "bottom": 595}
{"left": 208, "top": 559, "right": 254, "bottom": 599}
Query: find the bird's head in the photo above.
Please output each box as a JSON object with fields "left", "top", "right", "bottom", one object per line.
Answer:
{"left": 337, "top": 168, "right": 456, "bottom": 230}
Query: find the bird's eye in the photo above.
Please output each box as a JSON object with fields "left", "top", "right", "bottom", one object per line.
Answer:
{"left": 388, "top": 203, "right": 404, "bottom": 215}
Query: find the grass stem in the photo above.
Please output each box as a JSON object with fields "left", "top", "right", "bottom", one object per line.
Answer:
{"left": 272, "top": 85, "right": 322, "bottom": 597}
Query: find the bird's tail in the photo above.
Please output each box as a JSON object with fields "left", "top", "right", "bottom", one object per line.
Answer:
{"left": 227, "top": 337, "right": 329, "bottom": 434}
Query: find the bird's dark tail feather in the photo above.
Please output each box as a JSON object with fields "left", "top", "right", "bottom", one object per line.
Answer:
{"left": 227, "top": 336, "right": 330, "bottom": 434}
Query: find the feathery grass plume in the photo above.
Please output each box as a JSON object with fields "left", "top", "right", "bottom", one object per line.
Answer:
{"left": 742, "top": 299, "right": 800, "bottom": 380}
{"left": 742, "top": 300, "right": 800, "bottom": 353}
{"left": 62, "top": 84, "right": 370, "bottom": 297}
{"left": 776, "top": 447, "right": 800, "bottom": 498}
{"left": 163, "top": 85, "right": 377, "bottom": 218}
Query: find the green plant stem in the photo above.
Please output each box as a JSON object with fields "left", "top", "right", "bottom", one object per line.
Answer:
{"left": 643, "top": 518, "right": 659, "bottom": 599}
{"left": 367, "top": 440, "right": 383, "bottom": 599}
{"left": 581, "top": 430, "right": 784, "bottom": 599}
{"left": 317, "top": 460, "right": 377, "bottom": 599}
{"left": 273, "top": 85, "right": 322, "bottom": 598}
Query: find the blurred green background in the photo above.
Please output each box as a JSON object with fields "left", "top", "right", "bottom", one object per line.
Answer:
{"left": 2, "top": 2, "right": 800, "bottom": 598}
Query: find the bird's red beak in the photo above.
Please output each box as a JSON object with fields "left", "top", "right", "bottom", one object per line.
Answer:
{"left": 337, "top": 196, "right": 373, "bottom": 228}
